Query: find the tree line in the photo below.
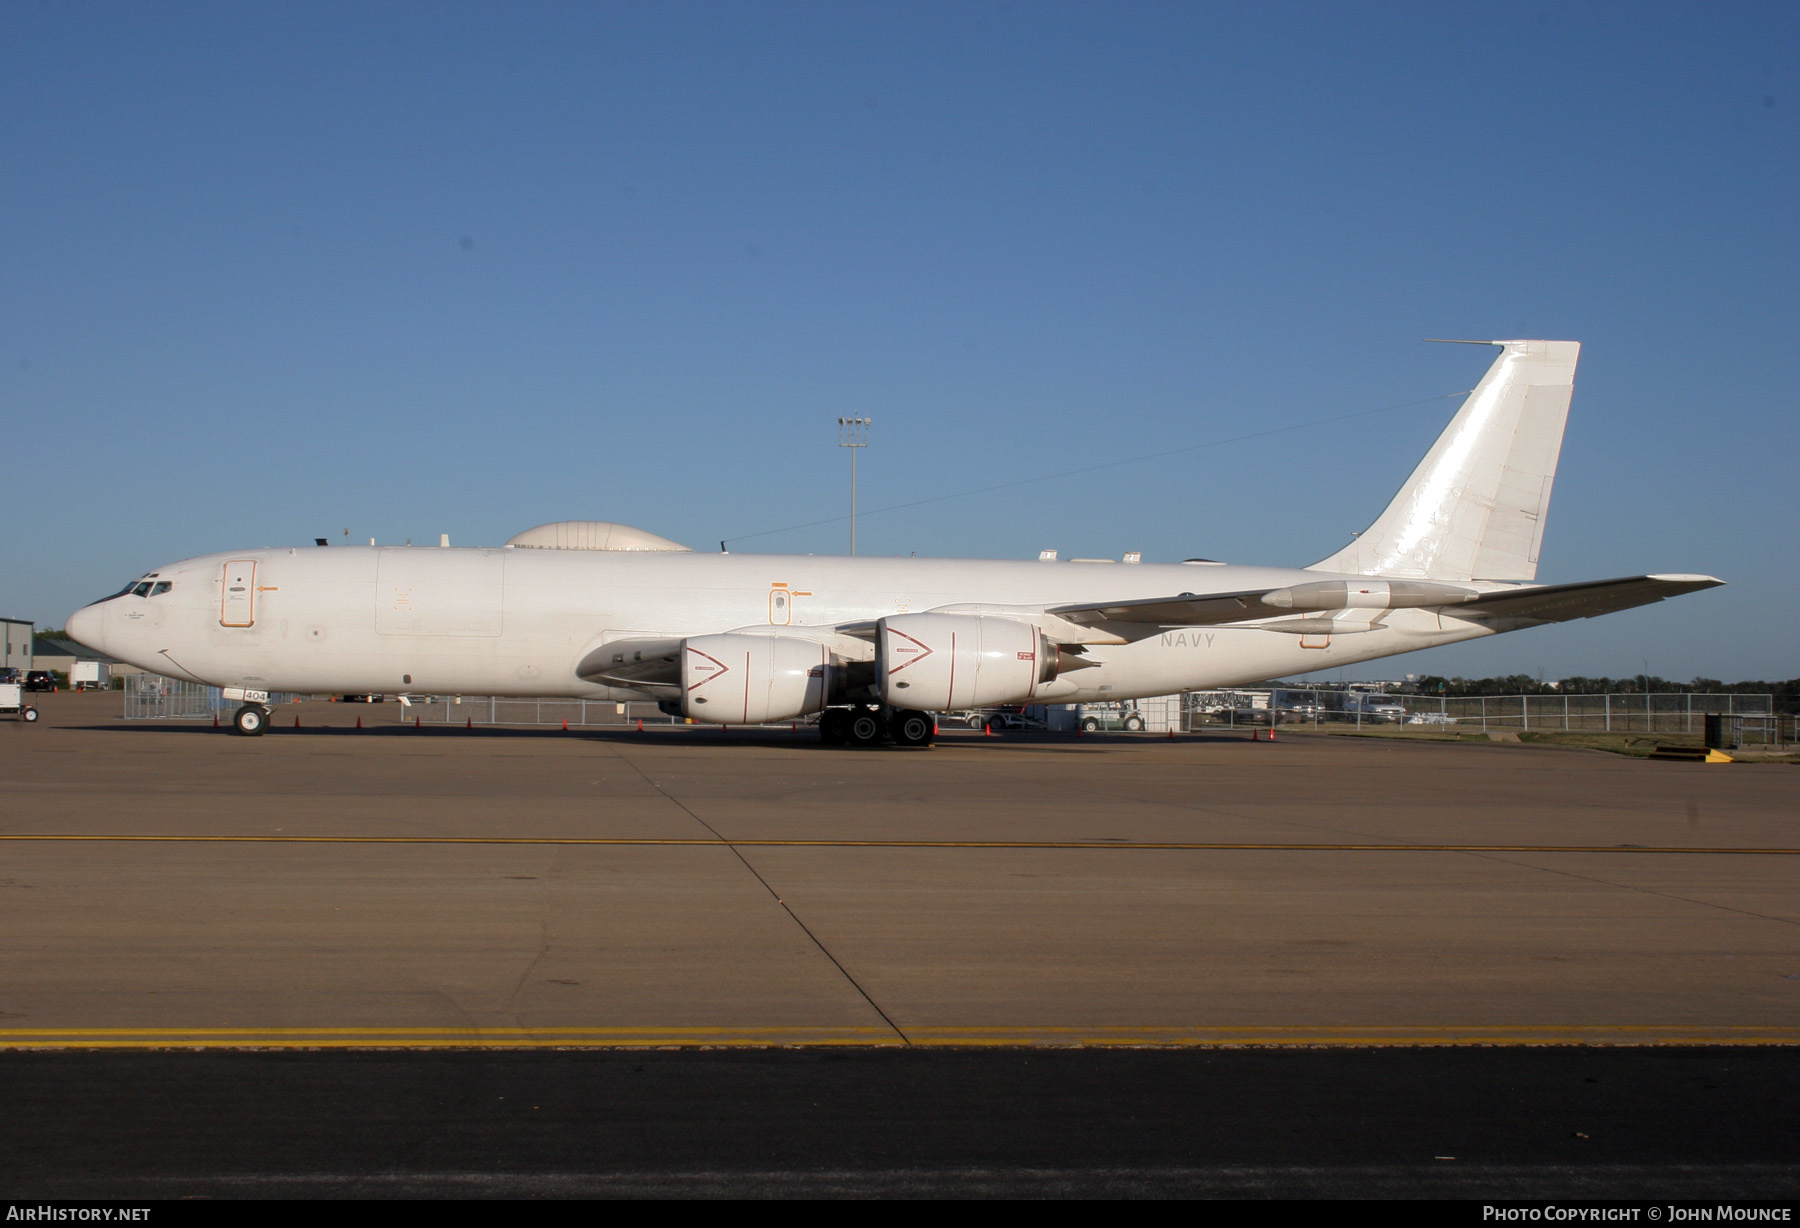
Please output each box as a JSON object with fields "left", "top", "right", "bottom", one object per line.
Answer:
{"left": 1411, "top": 674, "right": 1799, "bottom": 710}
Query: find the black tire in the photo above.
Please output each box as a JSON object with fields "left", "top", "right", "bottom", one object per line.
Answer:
{"left": 1080, "top": 717, "right": 1099, "bottom": 732}
{"left": 233, "top": 704, "right": 269, "bottom": 737}
{"left": 890, "top": 709, "right": 933, "bottom": 747}
{"left": 819, "top": 708, "right": 852, "bottom": 745}
{"left": 1124, "top": 715, "right": 1144, "bottom": 731}
{"left": 848, "top": 709, "right": 885, "bottom": 746}
{"left": 22, "top": 707, "right": 39, "bottom": 723}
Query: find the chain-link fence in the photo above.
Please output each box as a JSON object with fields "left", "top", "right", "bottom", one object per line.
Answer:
{"left": 1177, "top": 689, "right": 1785, "bottom": 745}
{"left": 122, "top": 675, "right": 299, "bottom": 720}
{"left": 405, "top": 696, "right": 690, "bottom": 728}
{"left": 121, "top": 673, "right": 1789, "bottom": 746}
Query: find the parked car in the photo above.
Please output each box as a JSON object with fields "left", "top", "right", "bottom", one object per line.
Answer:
{"left": 1215, "top": 706, "right": 1278, "bottom": 725}
{"left": 973, "top": 707, "right": 1045, "bottom": 732}
{"left": 1078, "top": 707, "right": 1146, "bottom": 732}
{"left": 25, "top": 671, "right": 59, "bottom": 693}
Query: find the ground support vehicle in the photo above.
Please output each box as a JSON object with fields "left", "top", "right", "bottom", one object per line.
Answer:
{"left": 0, "top": 682, "right": 39, "bottom": 723}
{"left": 1076, "top": 702, "right": 1146, "bottom": 732}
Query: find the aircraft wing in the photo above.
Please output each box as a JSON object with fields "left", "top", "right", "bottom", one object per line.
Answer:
{"left": 576, "top": 636, "right": 685, "bottom": 687}
{"left": 1447, "top": 574, "right": 1724, "bottom": 624}
{"left": 1046, "top": 573, "right": 1721, "bottom": 638}
{"left": 1047, "top": 577, "right": 1482, "bottom": 635}
{"left": 1049, "top": 590, "right": 1280, "bottom": 629}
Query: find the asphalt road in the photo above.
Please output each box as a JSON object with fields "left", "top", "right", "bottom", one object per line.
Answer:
{"left": 5, "top": 1047, "right": 1798, "bottom": 1198}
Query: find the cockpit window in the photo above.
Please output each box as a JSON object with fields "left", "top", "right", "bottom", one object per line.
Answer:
{"left": 150, "top": 582, "right": 172, "bottom": 596}
{"left": 87, "top": 579, "right": 143, "bottom": 606}
{"left": 131, "top": 582, "right": 153, "bottom": 597}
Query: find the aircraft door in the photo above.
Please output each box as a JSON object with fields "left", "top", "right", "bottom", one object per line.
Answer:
{"left": 220, "top": 561, "right": 257, "bottom": 627}
{"left": 769, "top": 586, "right": 791, "bottom": 625}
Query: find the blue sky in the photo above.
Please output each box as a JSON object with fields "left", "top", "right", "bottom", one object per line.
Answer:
{"left": 4, "top": 1, "right": 1794, "bottom": 681}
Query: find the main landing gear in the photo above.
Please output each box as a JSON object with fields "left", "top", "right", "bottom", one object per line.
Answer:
{"left": 232, "top": 703, "right": 270, "bottom": 736}
{"left": 818, "top": 705, "right": 934, "bottom": 749}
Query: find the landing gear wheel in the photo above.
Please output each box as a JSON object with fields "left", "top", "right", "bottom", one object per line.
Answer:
{"left": 22, "top": 707, "right": 39, "bottom": 723}
{"left": 819, "top": 708, "right": 852, "bottom": 745}
{"left": 233, "top": 704, "right": 269, "bottom": 737}
{"left": 847, "top": 708, "right": 885, "bottom": 746}
{"left": 889, "top": 709, "right": 934, "bottom": 747}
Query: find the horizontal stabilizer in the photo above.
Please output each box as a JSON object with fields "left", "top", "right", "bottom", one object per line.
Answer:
{"left": 1449, "top": 574, "right": 1723, "bottom": 624}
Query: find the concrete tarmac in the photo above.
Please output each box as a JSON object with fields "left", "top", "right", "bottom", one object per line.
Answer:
{"left": 5, "top": 693, "right": 1796, "bottom": 1046}
{"left": 3, "top": 693, "right": 1797, "bottom": 1196}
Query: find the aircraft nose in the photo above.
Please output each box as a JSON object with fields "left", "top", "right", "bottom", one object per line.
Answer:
{"left": 66, "top": 603, "right": 106, "bottom": 653}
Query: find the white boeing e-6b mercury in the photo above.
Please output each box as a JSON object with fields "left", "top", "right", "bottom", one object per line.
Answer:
{"left": 68, "top": 340, "right": 1720, "bottom": 746}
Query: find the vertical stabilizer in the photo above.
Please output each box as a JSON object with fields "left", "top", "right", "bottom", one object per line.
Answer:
{"left": 1310, "top": 339, "right": 1579, "bottom": 582}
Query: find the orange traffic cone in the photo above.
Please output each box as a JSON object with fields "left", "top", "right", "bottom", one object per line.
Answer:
{"left": 414, "top": 716, "right": 420, "bottom": 729}
{"left": 212, "top": 713, "right": 219, "bottom": 728}
{"left": 356, "top": 716, "right": 362, "bottom": 730}
{"left": 293, "top": 715, "right": 300, "bottom": 728}
{"left": 637, "top": 719, "right": 644, "bottom": 732}
{"left": 1167, "top": 728, "right": 1174, "bottom": 739}
{"left": 562, "top": 718, "right": 568, "bottom": 731}
{"left": 465, "top": 717, "right": 472, "bottom": 730}
{"left": 1268, "top": 724, "right": 1277, "bottom": 741}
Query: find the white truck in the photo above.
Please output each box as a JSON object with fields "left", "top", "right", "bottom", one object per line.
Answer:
{"left": 1343, "top": 692, "right": 1406, "bottom": 722}
{"left": 71, "top": 661, "right": 110, "bottom": 691}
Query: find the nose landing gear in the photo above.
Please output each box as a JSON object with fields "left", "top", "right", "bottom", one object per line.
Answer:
{"left": 232, "top": 704, "right": 270, "bottom": 736}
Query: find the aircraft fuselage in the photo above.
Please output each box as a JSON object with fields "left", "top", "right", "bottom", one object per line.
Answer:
{"left": 72, "top": 546, "right": 1493, "bottom": 703}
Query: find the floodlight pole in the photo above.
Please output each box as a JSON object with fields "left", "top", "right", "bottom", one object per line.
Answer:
{"left": 837, "top": 417, "right": 871, "bottom": 555}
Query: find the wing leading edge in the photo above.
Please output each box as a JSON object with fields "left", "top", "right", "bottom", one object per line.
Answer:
{"left": 1046, "top": 574, "right": 1721, "bottom": 633}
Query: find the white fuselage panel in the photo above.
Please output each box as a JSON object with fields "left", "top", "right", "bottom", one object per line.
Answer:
{"left": 73, "top": 546, "right": 1496, "bottom": 703}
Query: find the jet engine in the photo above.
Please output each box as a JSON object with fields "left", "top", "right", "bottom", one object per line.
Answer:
{"left": 680, "top": 633, "right": 832, "bottom": 724}
{"left": 876, "top": 613, "right": 1064, "bottom": 710}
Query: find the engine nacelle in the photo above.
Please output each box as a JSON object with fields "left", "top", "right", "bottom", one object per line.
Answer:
{"left": 681, "top": 633, "right": 831, "bottom": 724}
{"left": 876, "top": 613, "right": 1061, "bottom": 710}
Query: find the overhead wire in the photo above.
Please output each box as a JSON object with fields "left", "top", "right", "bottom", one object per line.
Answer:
{"left": 720, "top": 388, "right": 1472, "bottom": 548}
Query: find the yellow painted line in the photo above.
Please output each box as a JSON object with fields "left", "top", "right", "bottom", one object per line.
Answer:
{"left": 1, "top": 835, "right": 1794, "bottom": 854}
{"left": 1, "top": 1025, "right": 1795, "bottom": 1049}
